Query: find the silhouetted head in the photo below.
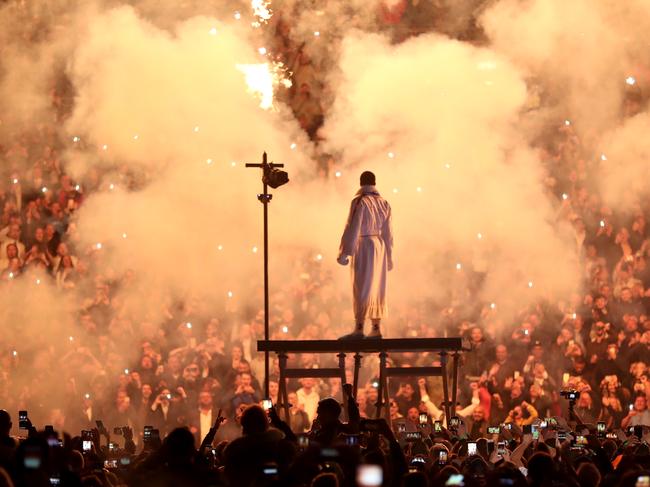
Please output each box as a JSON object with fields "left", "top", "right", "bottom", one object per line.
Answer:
{"left": 316, "top": 398, "right": 342, "bottom": 427}
{"left": 0, "top": 410, "right": 10, "bottom": 436}
{"left": 241, "top": 405, "right": 268, "bottom": 435}
{"left": 360, "top": 171, "right": 376, "bottom": 186}
{"left": 163, "top": 427, "right": 196, "bottom": 466}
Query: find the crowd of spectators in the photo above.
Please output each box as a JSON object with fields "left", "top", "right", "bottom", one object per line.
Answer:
{"left": 0, "top": 0, "right": 650, "bottom": 485}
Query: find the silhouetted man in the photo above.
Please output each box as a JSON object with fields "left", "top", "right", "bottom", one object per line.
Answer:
{"left": 338, "top": 171, "right": 393, "bottom": 338}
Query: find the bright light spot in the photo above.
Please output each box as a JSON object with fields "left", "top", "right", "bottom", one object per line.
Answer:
{"left": 124, "top": 368, "right": 129, "bottom": 374}
{"left": 314, "top": 31, "right": 320, "bottom": 37}
{"left": 41, "top": 186, "right": 47, "bottom": 193}
{"left": 209, "top": 27, "right": 218, "bottom": 35}
{"left": 109, "top": 183, "right": 115, "bottom": 190}
{"left": 35, "top": 279, "right": 41, "bottom": 285}
{"left": 599, "top": 220, "right": 605, "bottom": 227}
{"left": 236, "top": 63, "right": 286, "bottom": 109}
{"left": 133, "top": 134, "right": 139, "bottom": 140}
{"left": 12, "top": 178, "right": 18, "bottom": 184}
{"left": 193, "top": 126, "right": 200, "bottom": 133}
{"left": 258, "top": 47, "right": 267, "bottom": 55}
{"left": 455, "top": 263, "right": 462, "bottom": 270}
{"left": 600, "top": 153, "right": 607, "bottom": 161}
{"left": 562, "top": 193, "right": 568, "bottom": 200}
{"left": 122, "top": 233, "right": 127, "bottom": 239}
{"left": 335, "top": 171, "right": 342, "bottom": 178}
{"left": 252, "top": 246, "right": 258, "bottom": 253}
{"left": 206, "top": 158, "right": 213, "bottom": 165}
{"left": 282, "top": 326, "right": 289, "bottom": 333}
{"left": 8, "top": 272, "right": 13, "bottom": 279}
{"left": 444, "top": 163, "right": 451, "bottom": 169}
{"left": 227, "top": 291, "right": 233, "bottom": 298}
{"left": 186, "top": 322, "right": 192, "bottom": 329}
{"left": 102, "top": 144, "right": 108, "bottom": 151}
{"left": 416, "top": 186, "right": 422, "bottom": 192}
{"left": 564, "top": 120, "right": 571, "bottom": 126}
{"left": 626, "top": 76, "right": 636, "bottom": 86}
{"left": 251, "top": 0, "right": 272, "bottom": 21}
{"left": 316, "top": 254, "right": 323, "bottom": 261}
{"left": 290, "top": 142, "right": 297, "bottom": 150}
{"left": 392, "top": 188, "right": 399, "bottom": 193}
{"left": 477, "top": 232, "right": 483, "bottom": 240}
{"left": 217, "top": 244, "right": 223, "bottom": 251}
{"left": 75, "top": 185, "right": 80, "bottom": 191}
{"left": 231, "top": 161, "right": 237, "bottom": 167}
{"left": 234, "top": 11, "right": 241, "bottom": 20}
{"left": 85, "top": 393, "right": 90, "bottom": 399}
{"left": 528, "top": 281, "right": 534, "bottom": 288}
{"left": 490, "top": 302, "right": 496, "bottom": 309}
{"left": 95, "top": 243, "right": 103, "bottom": 250}
{"left": 12, "top": 350, "right": 17, "bottom": 357}
{"left": 387, "top": 152, "right": 395, "bottom": 159}
{"left": 72, "top": 136, "right": 80, "bottom": 143}
{"left": 477, "top": 61, "right": 497, "bottom": 70}
{"left": 572, "top": 313, "right": 577, "bottom": 319}
{"left": 69, "top": 336, "right": 74, "bottom": 342}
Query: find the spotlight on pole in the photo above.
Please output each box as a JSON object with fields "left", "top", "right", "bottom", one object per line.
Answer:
{"left": 245, "top": 152, "right": 288, "bottom": 398}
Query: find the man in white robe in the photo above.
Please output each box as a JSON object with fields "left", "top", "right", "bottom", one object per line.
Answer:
{"left": 337, "top": 171, "right": 393, "bottom": 338}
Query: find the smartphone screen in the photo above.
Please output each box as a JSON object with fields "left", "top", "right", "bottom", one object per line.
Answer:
{"left": 467, "top": 442, "right": 477, "bottom": 455}
{"left": 19, "top": 410, "right": 28, "bottom": 429}
{"left": 419, "top": 413, "right": 428, "bottom": 425}
{"left": 262, "top": 399, "right": 273, "bottom": 410}
{"left": 434, "top": 421, "right": 442, "bottom": 432}
{"left": 439, "top": 450, "right": 447, "bottom": 464}
{"left": 449, "top": 416, "right": 460, "bottom": 428}
{"left": 531, "top": 425, "right": 539, "bottom": 440}
{"left": 357, "top": 464, "right": 382, "bottom": 487}
{"left": 497, "top": 441, "right": 506, "bottom": 456}
{"left": 82, "top": 440, "right": 92, "bottom": 452}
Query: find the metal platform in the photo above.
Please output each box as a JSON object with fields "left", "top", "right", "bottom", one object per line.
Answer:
{"left": 257, "top": 337, "right": 464, "bottom": 422}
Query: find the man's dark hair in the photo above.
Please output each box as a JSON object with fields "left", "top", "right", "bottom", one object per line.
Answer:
{"left": 360, "top": 171, "right": 376, "bottom": 186}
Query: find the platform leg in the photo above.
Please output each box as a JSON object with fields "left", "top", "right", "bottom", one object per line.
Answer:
{"left": 353, "top": 353, "right": 362, "bottom": 398}
{"left": 337, "top": 352, "right": 348, "bottom": 420}
{"left": 451, "top": 352, "right": 459, "bottom": 419}
{"left": 278, "top": 352, "right": 290, "bottom": 423}
{"left": 440, "top": 352, "right": 451, "bottom": 423}
{"left": 376, "top": 351, "right": 388, "bottom": 419}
